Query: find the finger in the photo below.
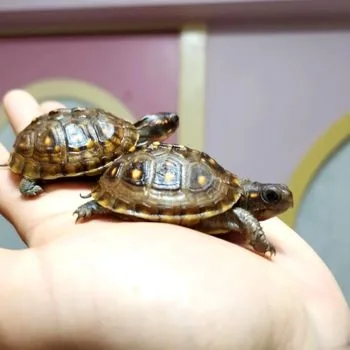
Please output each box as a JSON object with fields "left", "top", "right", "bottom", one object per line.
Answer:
{"left": 262, "top": 219, "right": 350, "bottom": 346}
{"left": 2, "top": 90, "right": 41, "bottom": 134}
{"left": 0, "top": 142, "right": 9, "bottom": 164}
{"left": 0, "top": 141, "right": 19, "bottom": 227}
{"left": 262, "top": 218, "right": 348, "bottom": 305}
{"left": 3, "top": 91, "right": 66, "bottom": 136}
{"left": 262, "top": 218, "right": 318, "bottom": 257}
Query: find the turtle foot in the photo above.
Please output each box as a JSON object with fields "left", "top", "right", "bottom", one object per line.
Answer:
{"left": 20, "top": 178, "right": 43, "bottom": 197}
{"left": 250, "top": 235, "right": 276, "bottom": 258}
{"left": 73, "top": 200, "right": 107, "bottom": 223}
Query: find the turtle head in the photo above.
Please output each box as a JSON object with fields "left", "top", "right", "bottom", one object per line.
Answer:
{"left": 240, "top": 181, "right": 293, "bottom": 220}
{"left": 134, "top": 112, "right": 179, "bottom": 146}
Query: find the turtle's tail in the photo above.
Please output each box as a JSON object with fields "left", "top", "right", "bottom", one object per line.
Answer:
{"left": 80, "top": 192, "right": 92, "bottom": 199}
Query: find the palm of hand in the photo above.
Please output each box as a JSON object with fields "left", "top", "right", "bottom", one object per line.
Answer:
{"left": 0, "top": 90, "right": 348, "bottom": 350}
{"left": 2, "top": 171, "right": 97, "bottom": 245}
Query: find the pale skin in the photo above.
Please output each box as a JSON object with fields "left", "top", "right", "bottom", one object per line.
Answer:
{"left": 0, "top": 90, "right": 348, "bottom": 350}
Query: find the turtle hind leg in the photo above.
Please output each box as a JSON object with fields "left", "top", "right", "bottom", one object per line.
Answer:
{"left": 73, "top": 200, "right": 111, "bottom": 223}
{"left": 19, "top": 178, "right": 44, "bottom": 196}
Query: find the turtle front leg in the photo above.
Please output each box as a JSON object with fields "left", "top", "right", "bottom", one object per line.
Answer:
{"left": 19, "top": 177, "right": 44, "bottom": 196}
{"left": 195, "top": 207, "right": 276, "bottom": 256}
{"left": 73, "top": 200, "right": 111, "bottom": 222}
{"left": 230, "top": 207, "right": 276, "bottom": 256}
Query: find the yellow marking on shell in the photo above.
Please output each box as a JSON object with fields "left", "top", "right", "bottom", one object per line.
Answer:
{"left": 249, "top": 192, "right": 259, "bottom": 199}
{"left": 160, "top": 215, "right": 181, "bottom": 224}
{"left": 197, "top": 175, "right": 208, "bottom": 186}
{"left": 44, "top": 135, "right": 54, "bottom": 146}
{"left": 180, "top": 216, "right": 200, "bottom": 226}
{"left": 51, "top": 153, "right": 63, "bottom": 163}
{"left": 128, "top": 145, "right": 136, "bottom": 152}
{"left": 111, "top": 135, "right": 121, "bottom": 146}
{"left": 54, "top": 146, "right": 61, "bottom": 152}
{"left": 231, "top": 177, "right": 240, "bottom": 186}
{"left": 110, "top": 167, "right": 117, "bottom": 177}
{"left": 164, "top": 172, "right": 175, "bottom": 182}
{"left": 98, "top": 198, "right": 110, "bottom": 208}
{"left": 208, "top": 158, "right": 216, "bottom": 165}
{"left": 18, "top": 142, "right": 28, "bottom": 150}
{"left": 86, "top": 139, "right": 95, "bottom": 149}
{"left": 103, "top": 141, "right": 115, "bottom": 153}
{"left": 131, "top": 168, "right": 143, "bottom": 180}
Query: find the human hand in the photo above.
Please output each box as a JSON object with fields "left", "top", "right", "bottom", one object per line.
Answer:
{"left": 0, "top": 90, "right": 348, "bottom": 350}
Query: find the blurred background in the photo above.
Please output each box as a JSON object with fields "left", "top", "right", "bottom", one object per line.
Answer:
{"left": 0, "top": 0, "right": 349, "bottom": 302}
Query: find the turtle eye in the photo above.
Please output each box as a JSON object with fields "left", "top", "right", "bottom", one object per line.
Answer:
{"left": 262, "top": 188, "right": 281, "bottom": 204}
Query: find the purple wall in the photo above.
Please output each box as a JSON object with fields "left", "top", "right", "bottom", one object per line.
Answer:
{"left": 0, "top": 34, "right": 179, "bottom": 119}
{"left": 205, "top": 26, "right": 350, "bottom": 183}
{"left": 204, "top": 24, "right": 350, "bottom": 303}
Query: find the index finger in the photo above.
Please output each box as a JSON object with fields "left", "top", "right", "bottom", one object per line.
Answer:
{"left": 3, "top": 90, "right": 64, "bottom": 134}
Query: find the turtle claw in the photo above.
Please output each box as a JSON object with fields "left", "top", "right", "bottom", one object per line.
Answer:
{"left": 79, "top": 192, "right": 92, "bottom": 199}
{"left": 265, "top": 244, "right": 276, "bottom": 259}
{"left": 73, "top": 200, "right": 107, "bottom": 223}
{"left": 74, "top": 203, "right": 93, "bottom": 223}
{"left": 251, "top": 239, "right": 277, "bottom": 258}
{"left": 270, "top": 245, "right": 276, "bottom": 256}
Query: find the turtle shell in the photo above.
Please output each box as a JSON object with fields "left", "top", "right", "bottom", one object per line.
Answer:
{"left": 90, "top": 142, "right": 242, "bottom": 225}
{"left": 8, "top": 107, "right": 139, "bottom": 180}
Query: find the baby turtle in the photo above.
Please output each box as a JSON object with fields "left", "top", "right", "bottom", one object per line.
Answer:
{"left": 74, "top": 142, "right": 293, "bottom": 256}
{"left": 1, "top": 107, "right": 179, "bottom": 196}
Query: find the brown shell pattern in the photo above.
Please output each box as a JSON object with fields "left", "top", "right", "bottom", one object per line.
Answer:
{"left": 91, "top": 142, "right": 242, "bottom": 225}
{"left": 8, "top": 107, "right": 138, "bottom": 179}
